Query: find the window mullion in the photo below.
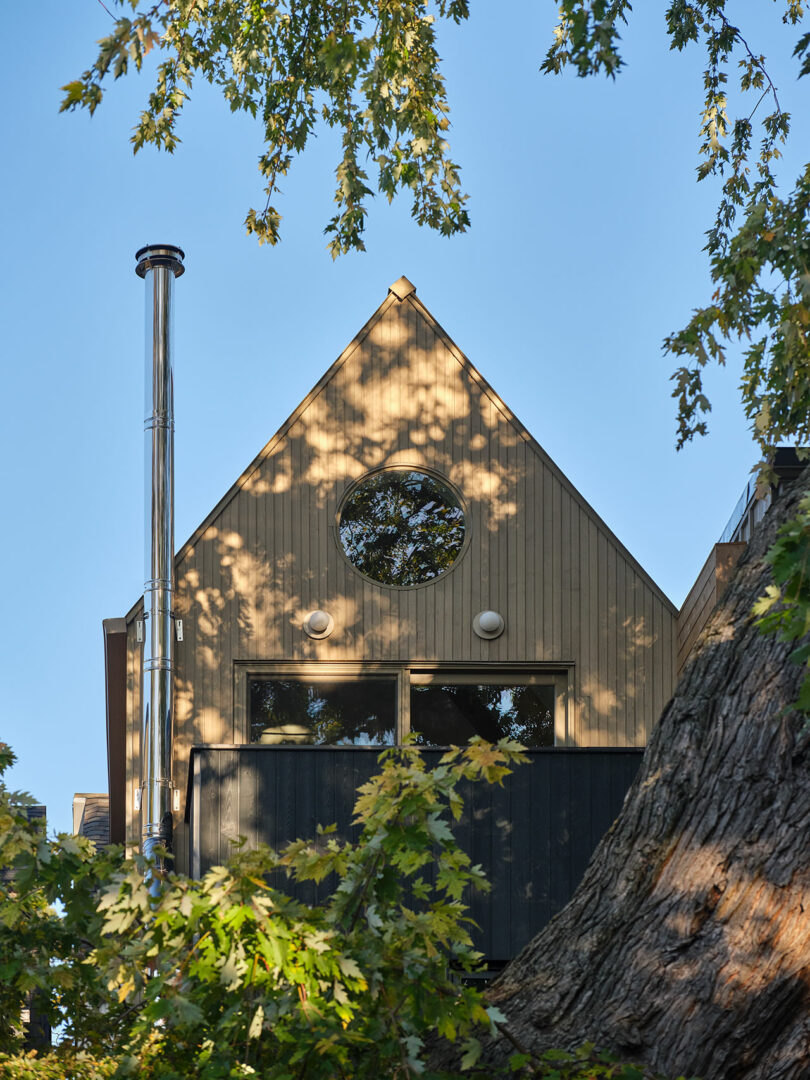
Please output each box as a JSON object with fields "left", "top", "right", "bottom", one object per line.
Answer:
{"left": 398, "top": 668, "right": 411, "bottom": 744}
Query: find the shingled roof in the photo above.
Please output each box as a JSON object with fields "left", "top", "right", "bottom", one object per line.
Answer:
{"left": 72, "top": 793, "right": 110, "bottom": 848}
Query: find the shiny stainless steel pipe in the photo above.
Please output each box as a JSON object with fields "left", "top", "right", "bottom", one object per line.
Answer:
{"left": 135, "top": 244, "right": 185, "bottom": 883}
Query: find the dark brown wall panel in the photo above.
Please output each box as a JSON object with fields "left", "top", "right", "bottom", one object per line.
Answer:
{"left": 188, "top": 746, "right": 644, "bottom": 965}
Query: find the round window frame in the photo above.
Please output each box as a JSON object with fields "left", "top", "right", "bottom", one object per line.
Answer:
{"left": 334, "top": 465, "right": 471, "bottom": 590}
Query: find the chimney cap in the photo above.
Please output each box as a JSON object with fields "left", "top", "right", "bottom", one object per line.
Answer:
{"left": 135, "top": 244, "right": 185, "bottom": 278}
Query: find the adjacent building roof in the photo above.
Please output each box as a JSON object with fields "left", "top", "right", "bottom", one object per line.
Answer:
{"left": 73, "top": 793, "right": 110, "bottom": 848}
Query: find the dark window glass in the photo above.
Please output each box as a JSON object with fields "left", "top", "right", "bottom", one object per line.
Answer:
{"left": 410, "top": 684, "right": 555, "bottom": 747}
{"left": 249, "top": 678, "right": 396, "bottom": 746}
{"left": 339, "top": 470, "right": 465, "bottom": 587}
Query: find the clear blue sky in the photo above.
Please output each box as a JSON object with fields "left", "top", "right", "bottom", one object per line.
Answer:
{"left": 2, "top": 2, "right": 807, "bottom": 833}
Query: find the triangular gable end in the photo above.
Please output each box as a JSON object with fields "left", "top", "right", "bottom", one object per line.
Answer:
{"left": 174, "top": 277, "right": 674, "bottom": 616}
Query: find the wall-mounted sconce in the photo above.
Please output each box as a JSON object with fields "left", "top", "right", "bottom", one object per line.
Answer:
{"left": 473, "top": 610, "right": 504, "bottom": 640}
{"left": 303, "top": 609, "right": 334, "bottom": 639}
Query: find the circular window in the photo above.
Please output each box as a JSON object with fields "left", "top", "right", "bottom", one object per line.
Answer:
{"left": 338, "top": 469, "right": 466, "bottom": 587}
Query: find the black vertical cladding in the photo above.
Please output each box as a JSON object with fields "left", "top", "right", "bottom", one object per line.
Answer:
{"left": 313, "top": 749, "right": 337, "bottom": 907}
{"left": 508, "top": 749, "right": 535, "bottom": 952}
{"left": 548, "top": 751, "right": 573, "bottom": 917}
{"left": 256, "top": 752, "right": 273, "bottom": 849}
{"left": 238, "top": 742, "right": 258, "bottom": 854}
{"left": 296, "top": 752, "right": 318, "bottom": 907}
{"left": 446, "top": 756, "right": 473, "bottom": 941}
{"left": 489, "top": 781, "right": 513, "bottom": 964}
{"left": 532, "top": 752, "right": 552, "bottom": 928}
{"left": 569, "top": 755, "right": 598, "bottom": 896}
{"left": 589, "top": 749, "right": 612, "bottom": 855}
{"left": 189, "top": 747, "right": 642, "bottom": 964}
{"left": 276, "top": 750, "right": 296, "bottom": 863}
{"left": 199, "top": 750, "right": 220, "bottom": 870}
{"left": 465, "top": 763, "right": 491, "bottom": 955}
{"left": 220, "top": 750, "right": 239, "bottom": 865}
{"left": 620, "top": 752, "right": 642, "bottom": 814}
{"left": 335, "top": 751, "right": 355, "bottom": 847}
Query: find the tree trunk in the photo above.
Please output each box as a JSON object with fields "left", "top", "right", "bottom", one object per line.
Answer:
{"left": 485, "top": 474, "right": 810, "bottom": 1079}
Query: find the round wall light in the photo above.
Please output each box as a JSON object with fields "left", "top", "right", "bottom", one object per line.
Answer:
{"left": 473, "top": 610, "right": 504, "bottom": 640}
{"left": 303, "top": 609, "right": 334, "bottom": 639}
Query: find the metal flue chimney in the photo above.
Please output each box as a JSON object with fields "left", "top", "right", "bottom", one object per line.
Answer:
{"left": 135, "top": 244, "right": 185, "bottom": 882}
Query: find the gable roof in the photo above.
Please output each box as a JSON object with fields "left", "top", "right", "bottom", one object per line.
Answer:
{"left": 168, "top": 277, "right": 675, "bottom": 615}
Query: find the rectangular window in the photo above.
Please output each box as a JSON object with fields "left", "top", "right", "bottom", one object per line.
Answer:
{"left": 410, "top": 678, "right": 556, "bottom": 747}
{"left": 239, "top": 665, "right": 568, "bottom": 747}
{"left": 248, "top": 676, "right": 397, "bottom": 746}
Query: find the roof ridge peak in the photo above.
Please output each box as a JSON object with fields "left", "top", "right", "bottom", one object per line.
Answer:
{"left": 388, "top": 275, "right": 416, "bottom": 300}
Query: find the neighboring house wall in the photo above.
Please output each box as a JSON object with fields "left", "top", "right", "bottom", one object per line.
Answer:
{"left": 676, "top": 451, "right": 807, "bottom": 676}
{"left": 677, "top": 543, "right": 747, "bottom": 675}
{"left": 117, "top": 281, "right": 678, "bottom": 868}
{"left": 103, "top": 619, "right": 127, "bottom": 846}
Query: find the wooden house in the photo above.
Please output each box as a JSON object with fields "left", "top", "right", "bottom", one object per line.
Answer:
{"left": 103, "top": 275, "right": 697, "bottom": 965}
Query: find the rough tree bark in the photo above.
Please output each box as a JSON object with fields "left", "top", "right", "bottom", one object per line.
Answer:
{"left": 485, "top": 473, "right": 810, "bottom": 1079}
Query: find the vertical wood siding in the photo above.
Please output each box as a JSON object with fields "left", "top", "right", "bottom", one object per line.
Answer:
{"left": 125, "top": 289, "right": 677, "bottom": 854}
